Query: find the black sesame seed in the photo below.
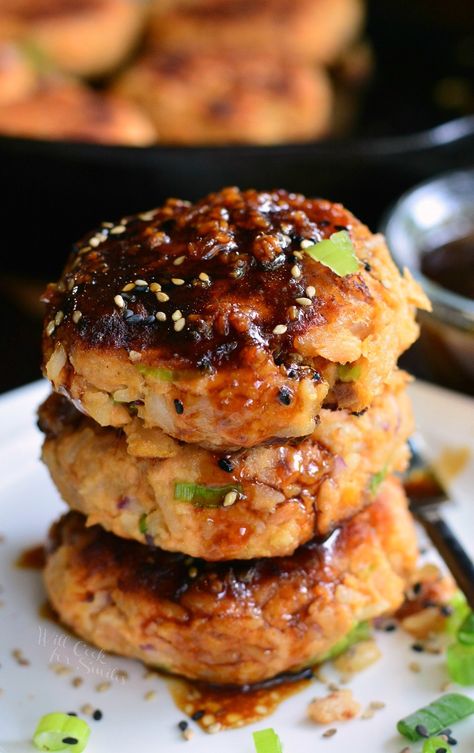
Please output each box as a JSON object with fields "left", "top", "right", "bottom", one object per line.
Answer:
{"left": 287, "top": 369, "right": 297, "bottom": 379}
{"left": 62, "top": 737, "right": 78, "bottom": 745}
{"left": 334, "top": 224, "right": 349, "bottom": 232}
{"left": 436, "top": 748, "right": 448, "bottom": 753}
{"left": 134, "top": 285, "right": 148, "bottom": 293}
{"left": 125, "top": 314, "right": 143, "bottom": 324}
{"left": 413, "top": 582, "right": 422, "bottom": 594}
{"left": 384, "top": 623, "right": 397, "bottom": 632}
{"left": 123, "top": 308, "right": 135, "bottom": 319}
{"left": 319, "top": 220, "right": 330, "bottom": 227}
{"left": 412, "top": 643, "right": 424, "bottom": 653}
{"left": 145, "top": 315, "right": 156, "bottom": 325}
{"left": 191, "top": 710, "right": 205, "bottom": 721}
{"left": 363, "top": 261, "right": 372, "bottom": 272}
{"left": 67, "top": 712, "right": 77, "bottom": 716}
{"left": 312, "top": 371, "right": 321, "bottom": 382}
{"left": 278, "top": 387, "right": 292, "bottom": 406}
{"left": 174, "top": 399, "right": 184, "bottom": 415}
{"left": 92, "top": 709, "right": 103, "bottom": 721}
{"left": 218, "top": 457, "right": 234, "bottom": 473}
{"left": 178, "top": 720, "right": 188, "bottom": 731}
{"left": 440, "top": 605, "right": 453, "bottom": 616}
{"left": 415, "top": 724, "right": 429, "bottom": 738}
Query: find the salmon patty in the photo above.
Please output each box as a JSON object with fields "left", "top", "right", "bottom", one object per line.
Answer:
{"left": 0, "top": 0, "right": 145, "bottom": 78}
{"left": 114, "top": 50, "right": 332, "bottom": 146}
{"left": 42, "top": 188, "right": 429, "bottom": 450}
{"left": 39, "top": 372, "right": 413, "bottom": 559}
{"left": 44, "top": 476, "right": 417, "bottom": 685}
{"left": 148, "top": 0, "right": 364, "bottom": 66}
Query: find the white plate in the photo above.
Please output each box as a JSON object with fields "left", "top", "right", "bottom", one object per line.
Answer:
{"left": 0, "top": 380, "right": 473, "bottom": 753}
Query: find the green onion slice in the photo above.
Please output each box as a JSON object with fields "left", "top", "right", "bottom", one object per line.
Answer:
{"left": 422, "top": 738, "right": 452, "bottom": 753}
{"left": 445, "top": 591, "right": 470, "bottom": 636}
{"left": 302, "top": 230, "right": 359, "bottom": 277}
{"left": 447, "top": 642, "right": 474, "bottom": 685}
{"left": 317, "top": 622, "right": 371, "bottom": 663}
{"left": 337, "top": 363, "right": 361, "bottom": 382}
{"left": 458, "top": 611, "right": 474, "bottom": 646}
{"left": 139, "top": 513, "right": 148, "bottom": 534}
{"left": 369, "top": 466, "right": 387, "bottom": 497}
{"left": 174, "top": 482, "right": 243, "bottom": 508}
{"left": 397, "top": 693, "right": 474, "bottom": 741}
{"left": 136, "top": 365, "right": 175, "bottom": 381}
{"left": 33, "top": 713, "right": 90, "bottom": 752}
{"left": 253, "top": 728, "right": 283, "bottom": 753}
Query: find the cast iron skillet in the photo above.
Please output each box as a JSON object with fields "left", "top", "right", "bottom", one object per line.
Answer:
{"left": 1, "top": 0, "right": 474, "bottom": 278}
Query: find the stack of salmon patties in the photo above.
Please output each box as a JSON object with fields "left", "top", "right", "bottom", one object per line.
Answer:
{"left": 39, "top": 187, "right": 430, "bottom": 687}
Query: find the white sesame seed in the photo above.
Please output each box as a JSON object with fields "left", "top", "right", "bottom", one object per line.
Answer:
{"left": 89, "top": 236, "right": 100, "bottom": 248}
{"left": 171, "top": 278, "right": 185, "bottom": 286}
{"left": 291, "top": 265, "right": 301, "bottom": 279}
{"left": 199, "top": 272, "right": 210, "bottom": 282}
{"left": 102, "top": 222, "right": 113, "bottom": 228}
{"left": 156, "top": 291, "right": 169, "bottom": 302}
{"left": 149, "top": 282, "right": 161, "bottom": 292}
{"left": 156, "top": 311, "right": 167, "bottom": 321}
{"left": 114, "top": 294, "right": 125, "bottom": 308}
{"left": 273, "top": 324, "right": 288, "bottom": 335}
{"left": 67, "top": 278, "right": 75, "bottom": 291}
{"left": 208, "top": 723, "right": 222, "bottom": 734}
{"left": 81, "top": 704, "right": 94, "bottom": 716}
{"left": 300, "top": 239, "right": 314, "bottom": 249}
{"left": 129, "top": 350, "right": 142, "bottom": 362}
{"left": 183, "top": 729, "right": 194, "bottom": 741}
{"left": 122, "top": 283, "right": 135, "bottom": 292}
{"left": 172, "top": 309, "right": 183, "bottom": 321}
{"left": 288, "top": 305, "right": 298, "bottom": 320}
{"left": 135, "top": 279, "right": 148, "bottom": 287}
{"left": 72, "top": 310, "right": 82, "bottom": 324}
{"left": 174, "top": 317, "right": 186, "bottom": 332}
{"left": 110, "top": 225, "right": 126, "bottom": 235}
{"left": 293, "top": 250, "right": 303, "bottom": 259}
{"left": 173, "top": 255, "right": 186, "bottom": 266}
{"left": 144, "top": 690, "right": 157, "bottom": 701}
{"left": 96, "top": 682, "right": 111, "bottom": 692}
{"left": 188, "top": 566, "right": 198, "bottom": 578}
{"left": 138, "top": 211, "right": 156, "bottom": 221}
{"left": 201, "top": 714, "right": 215, "bottom": 727}
{"left": 223, "top": 491, "right": 238, "bottom": 507}
{"left": 46, "top": 320, "right": 55, "bottom": 336}
{"left": 54, "top": 311, "right": 64, "bottom": 326}
{"left": 295, "top": 297, "right": 312, "bottom": 306}
{"left": 306, "top": 286, "right": 316, "bottom": 298}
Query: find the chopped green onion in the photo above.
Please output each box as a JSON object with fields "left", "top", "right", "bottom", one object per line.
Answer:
{"left": 136, "top": 364, "right": 175, "bottom": 381}
{"left": 139, "top": 513, "right": 148, "bottom": 534}
{"left": 397, "top": 693, "right": 474, "bottom": 741}
{"left": 337, "top": 363, "right": 361, "bottom": 382}
{"left": 302, "top": 230, "right": 359, "bottom": 277}
{"left": 445, "top": 591, "right": 470, "bottom": 636}
{"left": 422, "top": 738, "right": 452, "bottom": 753}
{"left": 369, "top": 466, "right": 388, "bottom": 497}
{"left": 33, "top": 713, "right": 90, "bottom": 752}
{"left": 317, "top": 622, "right": 371, "bottom": 663}
{"left": 174, "top": 482, "right": 243, "bottom": 508}
{"left": 458, "top": 611, "right": 474, "bottom": 646}
{"left": 253, "top": 728, "right": 283, "bottom": 753}
{"left": 447, "top": 642, "right": 474, "bottom": 685}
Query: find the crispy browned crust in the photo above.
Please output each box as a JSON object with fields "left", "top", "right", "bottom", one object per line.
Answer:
{"left": 114, "top": 50, "right": 332, "bottom": 145}
{"left": 148, "top": 0, "right": 365, "bottom": 65}
{"left": 39, "top": 372, "right": 413, "bottom": 559}
{"left": 44, "top": 476, "right": 418, "bottom": 685}
{"left": 41, "top": 188, "right": 429, "bottom": 448}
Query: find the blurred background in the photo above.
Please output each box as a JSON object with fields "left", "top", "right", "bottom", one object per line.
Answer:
{"left": 1, "top": 0, "right": 474, "bottom": 393}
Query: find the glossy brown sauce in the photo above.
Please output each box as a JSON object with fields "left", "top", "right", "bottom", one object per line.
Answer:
{"left": 16, "top": 544, "right": 46, "bottom": 569}
{"left": 169, "top": 671, "right": 313, "bottom": 731}
{"left": 421, "top": 234, "right": 474, "bottom": 299}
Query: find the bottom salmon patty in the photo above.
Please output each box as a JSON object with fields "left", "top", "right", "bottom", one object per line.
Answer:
{"left": 44, "top": 477, "right": 417, "bottom": 685}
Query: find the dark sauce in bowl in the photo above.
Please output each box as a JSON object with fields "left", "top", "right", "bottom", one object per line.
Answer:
{"left": 421, "top": 234, "right": 474, "bottom": 300}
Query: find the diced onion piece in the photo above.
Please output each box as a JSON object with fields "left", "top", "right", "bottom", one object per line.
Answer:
{"left": 45, "top": 344, "right": 67, "bottom": 384}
